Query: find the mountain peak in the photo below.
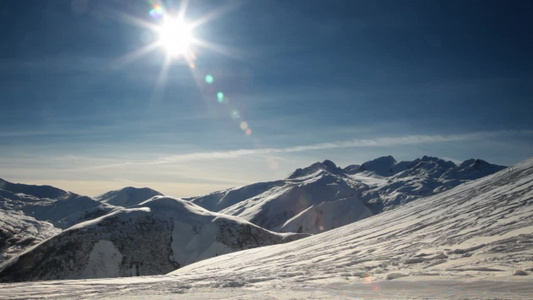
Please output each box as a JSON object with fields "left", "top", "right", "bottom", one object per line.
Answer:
{"left": 0, "top": 178, "right": 67, "bottom": 199}
{"left": 288, "top": 159, "right": 342, "bottom": 179}
{"left": 96, "top": 187, "right": 162, "bottom": 208}
{"left": 137, "top": 196, "right": 211, "bottom": 220}
{"left": 321, "top": 159, "right": 337, "bottom": 169}
{"left": 445, "top": 158, "right": 506, "bottom": 180}
{"left": 459, "top": 158, "right": 489, "bottom": 169}
{"left": 358, "top": 155, "right": 397, "bottom": 176}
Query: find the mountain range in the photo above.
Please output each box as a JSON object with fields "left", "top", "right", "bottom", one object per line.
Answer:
{"left": 189, "top": 155, "right": 505, "bottom": 233}
{"left": 0, "top": 155, "right": 506, "bottom": 281}
{"left": 0, "top": 157, "right": 530, "bottom": 299}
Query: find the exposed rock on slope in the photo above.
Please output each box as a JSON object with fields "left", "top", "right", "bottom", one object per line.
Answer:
{"left": 0, "top": 210, "right": 60, "bottom": 264}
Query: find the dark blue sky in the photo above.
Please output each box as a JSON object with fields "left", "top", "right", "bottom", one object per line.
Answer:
{"left": 1, "top": 0, "right": 532, "bottom": 196}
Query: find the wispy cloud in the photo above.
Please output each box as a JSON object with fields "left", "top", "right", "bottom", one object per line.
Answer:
{"left": 154, "top": 129, "right": 533, "bottom": 164}
{"left": 26, "top": 129, "right": 530, "bottom": 172}
{"left": 4, "top": 129, "right": 531, "bottom": 197}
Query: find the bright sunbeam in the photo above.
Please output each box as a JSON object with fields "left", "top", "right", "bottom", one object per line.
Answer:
{"left": 156, "top": 17, "right": 194, "bottom": 58}
{"left": 112, "top": 1, "right": 241, "bottom": 67}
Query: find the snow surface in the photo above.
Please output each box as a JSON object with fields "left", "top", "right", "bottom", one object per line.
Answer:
{"left": 0, "top": 158, "right": 530, "bottom": 299}
{"left": 280, "top": 196, "right": 372, "bottom": 234}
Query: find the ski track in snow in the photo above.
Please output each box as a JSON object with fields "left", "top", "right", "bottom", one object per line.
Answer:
{"left": 0, "top": 159, "right": 532, "bottom": 299}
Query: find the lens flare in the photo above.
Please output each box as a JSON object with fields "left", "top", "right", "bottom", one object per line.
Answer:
{"left": 149, "top": 4, "right": 164, "bottom": 19}
{"left": 217, "top": 92, "right": 225, "bottom": 102}
{"left": 363, "top": 274, "right": 374, "bottom": 284}
{"left": 121, "top": 2, "right": 258, "bottom": 143}
{"left": 267, "top": 158, "right": 279, "bottom": 170}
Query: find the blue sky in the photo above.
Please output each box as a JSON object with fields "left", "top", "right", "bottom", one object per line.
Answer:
{"left": 1, "top": 0, "right": 532, "bottom": 197}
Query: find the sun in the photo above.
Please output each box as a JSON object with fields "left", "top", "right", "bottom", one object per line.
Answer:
{"left": 156, "top": 16, "right": 194, "bottom": 58}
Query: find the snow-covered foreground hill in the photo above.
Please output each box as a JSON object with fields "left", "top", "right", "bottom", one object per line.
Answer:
{"left": 0, "top": 182, "right": 168, "bottom": 262}
{"left": 0, "top": 158, "right": 531, "bottom": 299}
{"left": 0, "top": 197, "right": 303, "bottom": 282}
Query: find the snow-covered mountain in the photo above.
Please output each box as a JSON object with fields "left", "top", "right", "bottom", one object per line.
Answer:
{"left": 0, "top": 179, "right": 67, "bottom": 199}
{"left": 95, "top": 186, "right": 162, "bottom": 207}
{"left": 352, "top": 155, "right": 399, "bottom": 176}
{"left": 0, "top": 179, "right": 114, "bottom": 229}
{"left": 191, "top": 160, "right": 371, "bottom": 234}
{"left": 189, "top": 156, "right": 505, "bottom": 234}
{"left": 0, "top": 196, "right": 305, "bottom": 282}
{"left": 0, "top": 180, "right": 175, "bottom": 265}
{"left": 0, "top": 155, "right": 507, "bottom": 282}
{"left": 1, "top": 157, "right": 530, "bottom": 299}
{"left": 361, "top": 156, "right": 507, "bottom": 210}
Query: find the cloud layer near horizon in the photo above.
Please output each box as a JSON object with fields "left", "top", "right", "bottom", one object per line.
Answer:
{"left": 152, "top": 129, "right": 533, "bottom": 164}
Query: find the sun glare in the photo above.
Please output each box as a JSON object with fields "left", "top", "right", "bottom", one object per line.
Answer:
{"left": 157, "top": 17, "right": 194, "bottom": 58}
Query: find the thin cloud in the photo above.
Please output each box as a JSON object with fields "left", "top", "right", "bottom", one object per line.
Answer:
{"left": 58, "top": 129, "right": 532, "bottom": 171}
{"left": 155, "top": 129, "right": 533, "bottom": 164}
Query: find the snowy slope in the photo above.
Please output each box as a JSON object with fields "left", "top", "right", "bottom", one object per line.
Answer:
{"left": 186, "top": 180, "right": 286, "bottom": 212}
{"left": 95, "top": 187, "right": 162, "bottom": 207}
{"left": 190, "top": 156, "right": 505, "bottom": 234}
{"left": 0, "top": 196, "right": 305, "bottom": 282}
{"left": 174, "top": 157, "right": 532, "bottom": 283}
{"left": 1, "top": 157, "right": 530, "bottom": 299}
